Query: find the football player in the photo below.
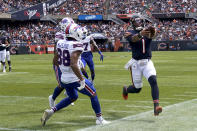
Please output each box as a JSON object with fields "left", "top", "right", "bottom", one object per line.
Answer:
{"left": 0, "top": 31, "right": 7, "bottom": 73}
{"left": 122, "top": 14, "right": 162, "bottom": 116}
{"left": 81, "top": 27, "right": 104, "bottom": 82}
{"left": 41, "top": 24, "right": 110, "bottom": 126}
{"left": 49, "top": 17, "right": 75, "bottom": 107}
{"left": 5, "top": 36, "right": 11, "bottom": 72}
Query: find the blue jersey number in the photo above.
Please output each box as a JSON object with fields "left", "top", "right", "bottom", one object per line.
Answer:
{"left": 57, "top": 48, "right": 70, "bottom": 66}
{"left": 83, "top": 42, "right": 88, "bottom": 51}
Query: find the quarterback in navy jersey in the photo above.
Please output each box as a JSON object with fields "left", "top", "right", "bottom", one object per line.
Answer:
{"left": 122, "top": 14, "right": 162, "bottom": 116}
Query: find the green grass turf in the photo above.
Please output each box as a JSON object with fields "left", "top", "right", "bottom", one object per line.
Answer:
{"left": 0, "top": 51, "right": 197, "bottom": 131}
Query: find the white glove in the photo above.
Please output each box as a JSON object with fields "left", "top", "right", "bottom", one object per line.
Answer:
{"left": 78, "top": 79, "right": 85, "bottom": 90}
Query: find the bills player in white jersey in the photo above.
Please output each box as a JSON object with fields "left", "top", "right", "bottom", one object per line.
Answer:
{"left": 41, "top": 24, "right": 110, "bottom": 126}
{"left": 49, "top": 17, "right": 75, "bottom": 108}
{"left": 81, "top": 27, "right": 104, "bottom": 82}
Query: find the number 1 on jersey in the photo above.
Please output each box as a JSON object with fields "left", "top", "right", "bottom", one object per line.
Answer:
{"left": 142, "top": 39, "right": 145, "bottom": 54}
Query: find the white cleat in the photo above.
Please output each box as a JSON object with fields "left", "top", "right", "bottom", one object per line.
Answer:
{"left": 3, "top": 70, "right": 6, "bottom": 73}
{"left": 64, "top": 91, "right": 75, "bottom": 106}
{"left": 49, "top": 95, "right": 55, "bottom": 108}
{"left": 96, "top": 117, "right": 111, "bottom": 125}
{"left": 41, "top": 109, "right": 54, "bottom": 126}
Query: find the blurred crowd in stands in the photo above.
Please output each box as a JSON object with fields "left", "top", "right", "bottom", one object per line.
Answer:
{"left": 0, "top": 0, "right": 47, "bottom": 13}
{"left": 109, "top": 0, "right": 197, "bottom": 14}
{"left": 48, "top": 0, "right": 106, "bottom": 15}
{"left": 0, "top": 0, "right": 197, "bottom": 45}
{"left": 1, "top": 0, "right": 196, "bottom": 14}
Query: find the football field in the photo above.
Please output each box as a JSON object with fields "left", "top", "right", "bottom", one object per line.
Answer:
{"left": 0, "top": 51, "right": 197, "bottom": 131}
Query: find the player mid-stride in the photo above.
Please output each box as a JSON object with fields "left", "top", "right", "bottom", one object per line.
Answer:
{"left": 122, "top": 14, "right": 162, "bottom": 116}
{"left": 81, "top": 27, "right": 104, "bottom": 82}
{"left": 41, "top": 24, "right": 110, "bottom": 126}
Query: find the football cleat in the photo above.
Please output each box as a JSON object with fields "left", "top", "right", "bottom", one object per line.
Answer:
{"left": 96, "top": 117, "right": 110, "bottom": 125}
{"left": 122, "top": 86, "right": 128, "bottom": 100}
{"left": 41, "top": 109, "right": 54, "bottom": 126}
{"left": 3, "top": 69, "right": 6, "bottom": 73}
{"left": 154, "top": 106, "right": 162, "bottom": 116}
{"left": 49, "top": 95, "right": 55, "bottom": 108}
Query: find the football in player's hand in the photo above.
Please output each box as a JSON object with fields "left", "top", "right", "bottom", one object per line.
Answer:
{"left": 146, "top": 26, "right": 156, "bottom": 38}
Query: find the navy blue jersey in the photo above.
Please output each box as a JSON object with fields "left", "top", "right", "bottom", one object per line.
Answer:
{"left": 126, "top": 30, "right": 152, "bottom": 60}
{"left": 6, "top": 44, "right": 10, "bottom": 51}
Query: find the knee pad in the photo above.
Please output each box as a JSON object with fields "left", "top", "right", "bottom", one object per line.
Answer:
{"left": 148, "top": 75, "right": 157, "bottom": 85}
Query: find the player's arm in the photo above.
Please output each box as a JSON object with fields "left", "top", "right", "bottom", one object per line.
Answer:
{"left": 71, "top": 50, "right": 85, "bottom": 90}
{"left": 125, "top": 29, "right": 150, "bottom": 43}
{"left": 53, "top": 48, "right": 59, "bottom": 66}
{"left": 90, "top": 37, "right": 104, "bottom": 62}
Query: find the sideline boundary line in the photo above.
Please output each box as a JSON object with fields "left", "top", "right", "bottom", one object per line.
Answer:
{"left": 78, "top": 99, "right": 197, "bottom": 131}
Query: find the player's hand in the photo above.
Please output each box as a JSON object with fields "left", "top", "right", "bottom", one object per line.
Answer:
{"left": 124, "top": 32, "right": 131, "bottom": 37}
{"left": 140, "top": 29, "right": 151, "bottom": 38}
{"left": 98, "top": 51, "right": 104, "bottom": 62}
{"left": 78, "top": 79, "right": 85, "bottom": 90}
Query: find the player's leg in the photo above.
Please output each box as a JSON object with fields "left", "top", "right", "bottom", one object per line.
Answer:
{"left": 86, "top": 53, "right": 95, "bottom": 81}
{"left": 123, "top": 62, "right": 143, "bottom": 100}
{"left": 79, "top": 79, "right": 110, "bottom": 125}
{"left": 81, "top": 57, "right": 89, "bottom": 79}
{"left": 41, "top": 82, "right": 79, "bottom": 126}
{"left": 49, "top": 65, "right": 64, "bottom": 108}
{"left": 1, "top": 50, "right": 6, "bottom": 73}
{"left": 6, "top": 51, "right": 11, "bottom": 72}
{"left": 143, "top": 60, "right": 162, "bottom": 116}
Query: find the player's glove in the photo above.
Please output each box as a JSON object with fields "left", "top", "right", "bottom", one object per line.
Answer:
{"left": 78, "top": 79, "right": 85, "bottom": 90}
{"left": 146, "top": 26, "right": 156, "bottom": 38}
{"left": 98, "top": 51, "right": 104, "bottom": 62}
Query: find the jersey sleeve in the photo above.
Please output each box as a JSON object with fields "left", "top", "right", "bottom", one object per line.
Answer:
{"left": 125, "top": 30, "right": 135, "bottom": 43}
{"left": 73, "top": 42, "right": 84, "bottom": 52}
{"left": 55, "top": 32, "right": 64, "bottom": 42}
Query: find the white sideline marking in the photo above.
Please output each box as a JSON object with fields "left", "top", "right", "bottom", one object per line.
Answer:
{"left": 125, "top": 105, "right": 152, "bottom": 108}
{"left": 78, "top": 99, "right": 197, "bottom": 131}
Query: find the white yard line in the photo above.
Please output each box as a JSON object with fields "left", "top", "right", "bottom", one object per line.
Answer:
{"left": 78, "top": 99, "right": 197, "bottom": 131}
{"left": 160, "top": 98, "right": 184, "bottom": 100}
{"left": 0, "top": 127, "right": 46, "bottom": 131}
{"left": 185, "top": 92, "right": 197, "bottom": 94}
{"left": 174, "top": 94, "right": 196, "bottom": 97}
{"left": 53, "top": 122, "right": 82, "bottom": 125}
{"left": 125, "top": 105, "right": 152, "bottom": 108}
{"left": 106, "top": 110, "right": 135, "bottom": 113}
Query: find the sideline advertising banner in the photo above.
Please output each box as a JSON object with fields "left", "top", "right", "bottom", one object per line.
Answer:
{"left": 78, "top": 15, "right": 103, "bottom": 20}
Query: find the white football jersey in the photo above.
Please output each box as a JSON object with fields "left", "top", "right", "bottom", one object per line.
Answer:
{"left": 56, "top": 39, "right": 83, "bottom": 84}
{"left": 55, "top": 31, "right": 65, "bottom": 42}
{"left": 81, "top": 35, "right": 92, "bottom": 52}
